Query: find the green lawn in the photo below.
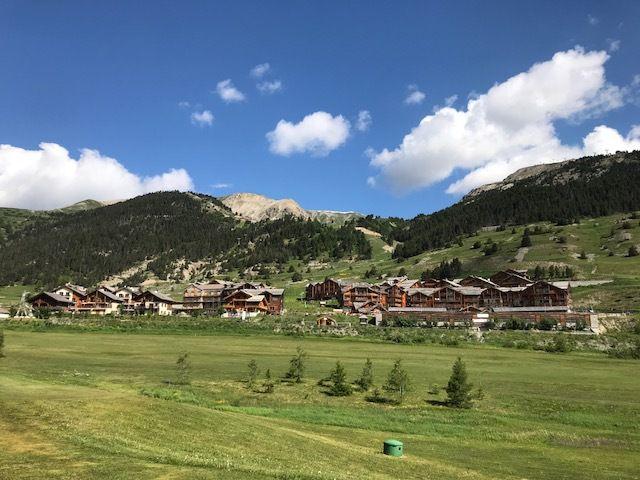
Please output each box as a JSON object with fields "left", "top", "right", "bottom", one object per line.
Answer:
{"left": 0, "top": 330, "right": 638, "bottom": 479}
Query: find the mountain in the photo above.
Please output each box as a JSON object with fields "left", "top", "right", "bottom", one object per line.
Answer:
{"left": 221, "top": 192, "right": 361, "bottom": 224}
{"left": 0, "top": 192, "right": 371, "bottom": 286}
{"left": 387, "top": 150, "right": 640, "bottom": 259}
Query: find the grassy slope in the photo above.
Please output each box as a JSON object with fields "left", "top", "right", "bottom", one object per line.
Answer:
{"left": 261, "top": 213, "right": 640, "bottom": 312}
{"left": 0, "top": 330, "right": 638, "bottom": 479}
{"left": 1, "top": 213, "right": 640, "bottom": 311}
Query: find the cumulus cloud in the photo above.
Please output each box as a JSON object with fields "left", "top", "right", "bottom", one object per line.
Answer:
{"left": 190, "top": 110, "right": 214, "bottom": 126}
{"left": 257, "top": 80, "right": 282, "bottom": 94}
{"left": 356, "top": 110, "right": 372, "bottom": 132}
{"left": 0, "top": 143, "right": 194, "bottom": 209}
{"left": 266, "top": 111, "right": 350, "bottom": 156}
{"left": 404, "top": 85, "right": 426, "bottom": 105}
{"left": 251, "top": 63, "right": 271, "bottom": 78}
{"left": 216, "top": 79, "right": 246, "bottom": 103}
{"left": 369, "top": 48, "right": 637, "bottom": 195}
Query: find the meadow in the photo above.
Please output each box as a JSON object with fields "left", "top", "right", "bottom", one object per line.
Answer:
{"left": 1, "top": 328, "right": 639, "bottom": 479}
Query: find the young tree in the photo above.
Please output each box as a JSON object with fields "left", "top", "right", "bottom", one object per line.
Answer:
{"left": 263, "top": 368, "right": 275, "bottom": 393}
{"left": 0, "top": 330, "right": 4, "bottom": 358}
{"left": 579, "top": 250, "right": 588, "bottom": 260}
{"left": 355, "top": 358, "right": 374, "bottom": 391}
{"left": 384, "top": 359, "right": 410, "bottom": 403}
{"left": 285, "top": 346, "right": 307, "bottom": 383}
{"left": 520, "top": 233, "right": 532, "bottom": 247}
{"left": 445, "top": 357, "right": 473, "bottom": 408}
{"left": 247, "top": 359, "right": 259, "bottom": 389}
{"left": 327, "top": 361, "right": 352, "bottom": 396}
{"left": 175, "top": 352, "right": 191, "bottom": 385}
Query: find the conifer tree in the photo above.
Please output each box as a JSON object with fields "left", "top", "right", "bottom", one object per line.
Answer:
{"left": 328, "top": 361, "right": 352, "bottom": 396}
{"left": 384, "top": 359, "right": 410, "bottom": 403}
{"left": 445, "top": 357, "right": 473, "bottom": 408}
{"left": 175, "top": 352, "right": 191, "bottom": 385}
{"left": 285, "top": 346, "right": 307, "bottom": 383}
{"left": 355, "top": 358, "right": 374, "bottom": 391}
{"left": 247, "top": 359, "right": 259, "bottom": 389}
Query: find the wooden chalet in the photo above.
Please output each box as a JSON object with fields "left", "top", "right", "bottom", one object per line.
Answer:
{"left": 135, "top": 290, "right": 178, "bottom": 316}
{"left": 183, "top": 282, "right": 226, "bottom": 311}
{"left": 407, "top": 288, "right": 437, "bottom": 308}
{"left": 223, "top": 287, "right": 284, "bottom": 316}
{"left": 340, "top": 283, "right": 386, "bottom": 308}
{"left": 305, "top": 278, "right": 349, "bottom": 301}
{"left": 521, "top": 280, "right": 569, "bottom": 307}
{"left": 53, "top": 283, "right": 88, "bottom": 309}
{"left": 29, "top": 292, "right": 74, "bottom": 311}
{"left": 77, "top": 288, "right": 124, "bottom": 315}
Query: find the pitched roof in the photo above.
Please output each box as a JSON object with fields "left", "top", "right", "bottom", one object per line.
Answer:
{"left": 31, "top": 291, "right": 74, "bottom": 304}
{"left": 387, "top": 307, "right": 447, "bottom": 313}
{"left": 95, "top": 288, "right": 124, "bottom": 302}
{"left": 141, "top": 290, "right": 177, "bottom": 303}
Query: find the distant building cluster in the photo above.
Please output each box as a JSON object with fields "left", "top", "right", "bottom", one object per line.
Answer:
{"left": 28, "top": 279, "right": 284, "bottom": 317}
{"left": 306, "top": 269, "right": 571, "bottom": 315}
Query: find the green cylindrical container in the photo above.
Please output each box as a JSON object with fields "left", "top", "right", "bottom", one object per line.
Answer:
{"left": 383, "top": 439, "right": 403, "bottom": 457}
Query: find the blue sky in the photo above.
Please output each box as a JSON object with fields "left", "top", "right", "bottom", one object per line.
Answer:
{"left": 1, "top": 0, "right": 639, "bottom": 216}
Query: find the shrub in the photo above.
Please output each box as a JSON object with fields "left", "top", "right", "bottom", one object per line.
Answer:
{"left": 262, "top": 369, "right": 275, "bottom": 393}
{"left": 291, "top": 272, "right": 303, "bottom": 282}
{"left": 538, "top": 318, "right": 557, "bottom": 331}
{"left": 544, "top": 334, "right": 572, "bottom": 353}
{"left": 628, "top": 245, "right": 639, "bottom": 257}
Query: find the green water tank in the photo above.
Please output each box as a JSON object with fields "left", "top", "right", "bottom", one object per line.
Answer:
{"left": 383, "top": 439, "right": 403, "bottom": 457}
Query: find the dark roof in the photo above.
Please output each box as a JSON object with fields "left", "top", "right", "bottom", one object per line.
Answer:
{"left": 30, "top": 291, "right": 74, "bottom": 304}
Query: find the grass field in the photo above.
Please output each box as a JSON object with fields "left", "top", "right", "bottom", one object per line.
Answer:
{"left": 1, "top": 329, "right": 638, "bottom": 479}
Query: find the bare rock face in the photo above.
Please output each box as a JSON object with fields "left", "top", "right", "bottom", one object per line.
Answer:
{"left": 220, "top": 192, "right": 361, "bottom": 223}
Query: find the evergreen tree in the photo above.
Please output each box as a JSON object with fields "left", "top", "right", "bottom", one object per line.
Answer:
{"left": 355, "top": 358, "right": 374, "bottom": 391}
{"left": 175, "top": 352, "right": 191, "bottom": 385}
{"left": 520, "top": 233, "right": 532, "bottom": 247}
{"left": 284, "top": 346, "right": 307, "bottom": 383}
{"left": 628, "top": 245, "right": 639, "bottom": 257}
{"left": 445, "top": 357, "right": 473, "bottom": 408}
{"left": 327, "top": 361, "right": 352, "bottom": 396}
{"left": 247, "top": 359, "right": 259, "bottom": 389}
{"left": 0, "top": 330, "right": 4, "bottom": 358}
{"left": 384, "top": 359, "right": 410, "bottom": 403}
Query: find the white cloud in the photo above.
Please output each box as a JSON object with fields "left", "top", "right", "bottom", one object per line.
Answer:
{"left": 178, "top": 101, "right": 191, "bottom": 108}
{"left": 190, "top": 110, "right": 214, "bottom": 126}
{"left": 356, "top": 110, "right": 372, "bottom": 132}
{"left": 251, "top": 63, "right": 271, "bottom": 78}
{"left": 366, "top": 176, "right": 376, "bottom": 188}
{"left": 405, "top": 85, "right": 426, "bottom": 105}
{"left": 0, "top": 143, "right": 194, "bottom": 210}
{"left": 369, "top": 48, "right": 636, "bottom": 195}
{"left": 216, "top": 79, "right": 246, "bottom": 103}
{"left": 257, "top": 80, "right": 283, "bottom": 94}
{"left": 606, "top": 38, "right": 621, "bottom": 52}
{"left": 211, "top": 183, "right": 232, "bottom": 189}
{"left": 588, "top": 14, "right": 599, "bottom": 26}
{"left": 266, "top": 111, "right": 351, "bottom": 156}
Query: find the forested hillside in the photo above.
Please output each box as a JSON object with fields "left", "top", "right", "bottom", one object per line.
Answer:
{"left": 374, "top": 151, "right": 640, "bottom": 259}
{"left": 0, "top": 192, "right": 371, "bottom": 286}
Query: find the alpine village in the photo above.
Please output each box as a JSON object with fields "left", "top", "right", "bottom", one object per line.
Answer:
{"left": 2, "top": 5, "right": 640, "bottom": 477}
